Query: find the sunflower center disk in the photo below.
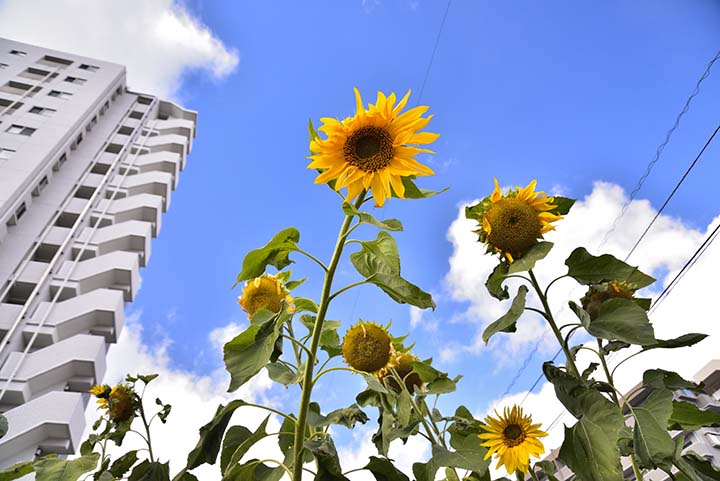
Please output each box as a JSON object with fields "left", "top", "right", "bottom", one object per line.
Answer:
{"left": 485, "top": 198, "right": 543, "bottom": 257}
{"left": 503, "top": 424, "right": 526, "bottom": 446}
{"left": 344, "top": 126, "right": 394, "bottom": 172}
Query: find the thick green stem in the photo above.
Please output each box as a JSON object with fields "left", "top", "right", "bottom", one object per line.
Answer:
{"left": 139, "top": 405, "right": 155, "bottom": 463}
{"left": 630, "top": 453, "right": 644, "bottom": 481}
{"left": 291, "top": 192, "right": 366, "bottom": 480}
{"left": 597, "top": 339, "right": 620, "bottom": 405}
{"left": 528, "top": 269, "right": 581, "bottom": 379}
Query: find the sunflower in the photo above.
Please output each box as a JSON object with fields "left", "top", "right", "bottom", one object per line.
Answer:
{"left": 469, "top": 179, "right": 563, "bottom": 263}
{"left": 581, "top": 280, "right": 637, "bottom": 320}
{"left": 308, "top": 88, "right": 439, "bottom": 207}
{"left": 238, "top": 274, "right": 294, "bottom": 320}
{"left": 89, "top": 384, "right": 135, "bottom": 422}
{"left": 479, "top": 405, "right": 547, "bottom": 474}
{"left": 342, "top": 321, "right": 393, "bottom": 373}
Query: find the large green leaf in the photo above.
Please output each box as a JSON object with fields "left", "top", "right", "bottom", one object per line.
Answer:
{"left": 413, "top": 445, "right": 488, "bottom": 481}
{"left": 342, "top": 203, "right": 402, "bottom": 231}
{"left": 548, "top": 196, "right": 575, "bottom": 215}
{"left": 643, "top": 369, "right": 704, "bottom": 391}
{"left": 305, "top": 435, "right": 350, "bottom": 481}
{"left": 542, "top": 362, "right": 586, "bottom": 418}
{"left": 109, "top": 450, "right": 139, "bottom": 478}
{"left": 485, "top": 262, "right": 510, "bottom": 300}
{"left": 558, "top": 391, "right": 624, "bottom": 481}
{"left": 235, "top": 228, "right": 300, "bottom": 285}
{"left": 482, "top": 285, "right": 528, "bottom": 344}
{"left": 633, "top": 389, "right": 674, "bottom": 471}
{"left": 33, "top": 454, "right": 99, "bottom": 481}
{"left": 350, "top": 232, "right": 435, "bottom": 309}
{"left": 399, "top": 177, "right": 448, "bottom": 199}
{"left": 675, "top": 452, "right": 720, "bottom": 481}
{"left": 307, "top": 403, "right": 369, "bottom": 429}
{"left": 223, "top": 460, "right": 284, "bottom": 481}
{"left": 128, "top": 461, "right": 170, "bottom": 481}
{"left": 564, "top": 248, "right": 655, "bottom": 288}
{"left": 221, "top": 425, "right": 253, "bottom": 473}
{"left": 642, "top": 333, "right": 708, "bottom": 351}
{"left": 409, "top": 360, "right": 458, "bottom": 394}
{"left": 586, "top": 298, "right": 655, "bottom": 345}
{"left": 223, "top": 417, "right": 273, "bottom": 480}
{"left": 224, "top": 313, "right": 283, "bottom": 392}
{"left": 668, "top": 400, "right": 720, "bottom": 430}
{"left": 0, "top": 461, "right": 34, "bottom": 481}
{"left": 265, "top": 362, "right": 300, "bottom": 386}
{"left": 184, "top": 400, "right": 248, "bottom": 470}
{"left": 534, "top": 461, "right": 561, "bottom": 481}
{"left": 507, "top": 242, "right": 553, "bottom": 274}
{"left": 363, "top": 457, "right": 410, "bottom": 481}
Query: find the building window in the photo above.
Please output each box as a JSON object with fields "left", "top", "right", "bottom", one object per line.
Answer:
{"left": 137, "top": 96, "right": 153, "bottom": 105}
{"left": 0, "top": 147, "right": 16, "bottom": 160}
{"left": 15, "top": 202, "right": 27, "bottom": 220}
{"left": 0, "top": 80, "right": 40, "bottom": 97}
{"left": 79, "top": 64, "right": 99, "bottom": 72}
{"left": 0, "top": 98, "right": 23, "bottom": 115}
{"left": 48, "top": 90, "right": 72, "bottom": 100}
{"left": 29, "top": 106, "right": 57, "bottom": 117}
{"left": 0, "top": 63, "right": 8, "bottom": 69}
{"left": 32, "top": 176, "right": 49, "bottom": 196}
{"left": 6, "top": 124, "right": 36, "bottom": 136}
{"left": 64, "top": 76, "right": 86, "bottom": 85}
{"left": 129, "top": 111, "right": 143, "bottom": 120}
{"left": 10, "top": 49, "right": 27, "bottom": 56}
{"left": 52, "top": 153, "right": 67, "bottom": 171}
{"left": 39, "top": 55, "right": 72, "bottom": 67}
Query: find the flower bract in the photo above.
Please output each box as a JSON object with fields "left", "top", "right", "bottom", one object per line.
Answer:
{"left": 342, "top": 321, "right": 393, "bottom": 373}
{"left": 308, "top": 88, "right": 439, "bottom": 207}
{"left": 238, "top": 274, "right": 293, "bottom": 320}
{"left": 479, "top": 405, "right": 547, "bottom": 474}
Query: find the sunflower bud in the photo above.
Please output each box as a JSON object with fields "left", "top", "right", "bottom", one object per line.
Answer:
{"left": 580, "top": 280, "right": 636, "bottom": 320}
{"left": 342, "top": 321, "right": 393, "bottom": 373}
{"left": 238, "top": 274, "right": 294, "bottom": 320}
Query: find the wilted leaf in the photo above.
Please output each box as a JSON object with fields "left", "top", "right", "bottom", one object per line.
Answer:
{"left": 482, "top": 286, "right": 528, "bottom": 344}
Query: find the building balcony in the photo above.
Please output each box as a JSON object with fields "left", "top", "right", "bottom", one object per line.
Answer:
{"left": 72, "top": 220, "right": 152, "bottom": 266}
{"left": 49, "top": 251, "right": 140, "bottom": 302}
{"left": 23, "top": 288, "right": 124, "bottom": 347}
{"left": 107, "top": 171, "right": 173, "bottom": 211}
{"left": 0, "top": 334, "right": 105, "bottom": 407}
{"left": 0, "top": 391, "right": 85, "bottom": 465}
{"left": 131, "top": 152, "right": 181, "bottom": 188}
{"left": 145, "top": 134, "right": 189, "bottom": 168}
{"left": 92, "top": 193, "right": 163, "bottom": 236}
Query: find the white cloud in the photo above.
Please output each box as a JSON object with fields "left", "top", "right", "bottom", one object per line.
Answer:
{"left": 0, "top": 0, "right": 238, "bottom": 99}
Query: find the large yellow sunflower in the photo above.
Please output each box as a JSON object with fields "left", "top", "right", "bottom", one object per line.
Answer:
{"left": 308, "top": 88, "right": 439, "bottom": 207}
{"left": 479, "top": 405, "right": 547, "bottom": 474}
{"left": 471, "top": 179, "right": 563, "bottom": 263}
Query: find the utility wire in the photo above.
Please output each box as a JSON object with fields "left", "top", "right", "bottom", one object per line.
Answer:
{"left": 416, "top": 0, "right": 451, "bottom": 105}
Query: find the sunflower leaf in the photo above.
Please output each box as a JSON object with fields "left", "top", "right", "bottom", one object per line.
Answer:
{"left": 548, "top": 196, "right": 575, "bottom": 216}
{"left": 586, "top": 298, "right": 656, "bottom": 345}
{"left": 674, "top": 452, "right": 720, "bottom": 481}
{"left": 564, "top": 247, "right": 655, "bottom": 288}
{"left": 632, "top": 389, "right": 675, "bottom": 471}
{"left": 507, "top": 242, "right": 554, "bottom": 274}
{"left": 342, "top": 202, "right": 403, "bottom": 231}
{"left": 643, "top": 369, "right": 704, "bottom": 392}
{"left": 183, "top": 399, "right": 249, "bottom": 471}
{"left": 363, "top": 457, "right": 410, "bottom": 481}
{"left": 485, "top": 262, "right": 510, "bottom": 300}
{"left": 33, "top": 454, "right": 99, "bottom": 481}
{"left": 642, "top": 333, "right": 708, "bottom": 351}
{"left": 668, "top": 400, "right": 720, "bottom": 430}
{"left": 235, "top": 228, "right": 300, "bottom": 285}
{"left": 305, "top": 435, "right": 350, "bottom": 481}
{"left": 0, "top": 461, "right": 34, "bottom": 481}
{"left": 399, "top": 176, "right": 449, "bottom": 199}
{"left": 482, "top": 285, "right": 528, "bottom": 344}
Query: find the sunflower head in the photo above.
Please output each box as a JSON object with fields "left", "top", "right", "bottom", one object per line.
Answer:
{"left": 377, "top": 352, "right": 423, "bottom": 393}
{"left": 308, "top": 88, "right": 439, "bottom": 207}
{"left": 581, "top": 280, "right": 637, "bottom": 320}
{"left": 479, "top": 405, "right": 547, "bottom": 474}
{"left": 467, "top": 179, "right": 563, "bottom": 263}
{"left": 238, "top": 274, "right": 294, "bottom": 320}
{"left": 90, "top": 383, "right": 136, "bottom": 422}
{"left": 342, "top": 321, "right": 393, "bottom": 373}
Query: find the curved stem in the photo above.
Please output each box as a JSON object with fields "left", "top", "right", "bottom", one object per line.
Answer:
{"left": 329, "top": 280, "right": 370, "bottom": 302}
{"left": 528, "top": 269, "right": 581, "bottom": 378}
{"left": 611, "top": 348, "right": 643, "bottom": 379}
{"left": 597, "top": 339, "right": 620, "bottom": 405}
{"left": 241, "top": 402, "right": 294, "bottom": 421}
{"left": 291, "top": 192, "right": 367, "bottom": 481}
{"left": 525, "top": 307, "right": 548, "bottom": 318}
{"left": 544, "top": 274, "right": 569, "bottom": 298}
{"left": 138, "top": 405, "right": 155, "bottom": 462}
{"left": 285, "top": 323, "right": 302, "bottom": 368}
{"left": 293, "top": 248, "right": 328, "bottom": 273}
{"left": 558, "top": 322, "right": 582, "bottom": 332}
{"left": 312, "top": 366, "right": 358, "bottom": 385}
{"left": 630, "top": 453, "right": 644, "bottom": 481}
{"left": 282, "top": 334, "right": 314, "bottom": 359}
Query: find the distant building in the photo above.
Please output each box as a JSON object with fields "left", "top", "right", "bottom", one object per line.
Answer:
{"left": 540, "top": 360, "right": 720, "bottom": 481}
{"left": 0, "top": 38, "right": 196, "bottom": 467}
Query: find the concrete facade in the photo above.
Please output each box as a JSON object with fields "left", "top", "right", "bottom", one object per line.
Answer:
{"left": 540, "top": 360, "right": 720, "bottom": 481}
{"left": 0, "top": 38, "right": 196, "bottom": 467}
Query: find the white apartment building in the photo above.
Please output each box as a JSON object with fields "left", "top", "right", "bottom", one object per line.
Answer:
{"left": 0, "top": 38, "right": 197, "bottom": 467}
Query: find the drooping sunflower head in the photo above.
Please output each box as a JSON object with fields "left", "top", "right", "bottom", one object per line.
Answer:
{"left": 90, "top": 384, "right": 136, "bottom": 422}
{"left": 342, "top": 321, "right": 393, "bottom": 373}
{"left": 377, "top": 352, "right": 423, "bottom": 393}
{"left": 581, "top": 280, "right": 637, "bottom": 320}
{"left": 238, "top": 274, "right": 294, "bottom": 320}
{"left": 478, "top": 405, "right": 547, "bottom": 474}
{"left": 467, "top": 179, "right": 563, "bottom": 263}
{"left": 308, "top": 88, "right": 439, "bottom": 207}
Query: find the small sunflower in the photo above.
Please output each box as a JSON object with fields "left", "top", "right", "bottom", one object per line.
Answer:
{"left": 468, "top": 179, "right": 563, "bottom": 263}
{"left": 581, "top": 280, "right": 637, "bottom": 320}
{"left": 238, "top": 274, "right": 294, "bottom": 320}
{"left": 90, "top": 384, "right": 135, "bottom": 422}
{"left": 377, "top": 352, "right": 423, "bottom": 393}
{"left": 308, "top": 88, "right": 439, "bottom": 207}
{"left": 342, "top": 321, "right": 393, "bottom": 373}
{"left": 479, "top": 405, "right": 547, "bottom": 474}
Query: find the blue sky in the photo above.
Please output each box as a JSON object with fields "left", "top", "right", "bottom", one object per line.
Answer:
{"left": 131, "top": 0, "right": 720, "bottom": 406}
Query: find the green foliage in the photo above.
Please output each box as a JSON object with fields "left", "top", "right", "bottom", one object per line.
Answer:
{"left": 307, "top": 403, "right": 369, "bottom": 429}
{"left": 128, "top": 461, "right": 171, "bottom": 481}
{"left": 0, "top": 461, "right": 34, "bottom": 481}
{"left": 220, "top": 426, "right": 253, "bottom": 473}
{"left": 349, "top": 231, "right": 435, "bottom": 309}
{"left": 363, "top": 457, "right": 410, "bottom": 481}
{"left": 668, "top": 400, "right": 720, "bottom": 430}
{"left": 564, "top": 248, "right": 655, "bottom": 288}
{"left": 643, "top": 369, "right": 704, "bottom": 391}
{"left": 482, "top": 285, "right": 528, "bottom": 344}
{"left": 675, "top": 452, "right": 720, "bottom": 481}
{"left": 585, "top": 298, "right": 656, "bottom": 345}
{"left": 235, "top": 228, "right": 300, "bottom": 285}
{"left": 399, "top": 177, "right": 449, "bottom": 199}
{"left": 109, "top": 451, "right": 139, "bottom": 478}
{"left": 642, "top": 333, "right": 708, "bottom": 351}
{"left": 632, "top": 389, "right": 674, "bottom": 471}
{"left": 342, "top": 203, "right": 403, "bottom": 231}
{"left": 265, "top": 362, "right": 300, "bottom": 386}
{"left": 33, "top": 454, "right": 99, "bottom": 481}
{"left": 413, "top": 445, "right": 488, "bottom": 481}
{"left": 224, "top": 311, "right": 284, "bottom": 391}
{"left": 548, "top": 196, "right": 575, "bottom": 216}
{"left": 485, "top": 262, "right": 510, "bottom": 300}
{"left": 410, "top": 359, "right": 459, "bottom": 394}
{"left": 0, "top": 414, "right": 7, "bottom": 439}
{"left": 184, "top": 400, "right": 248, "bottom": 470}
{"left": 223, "top": 417, "right": 276, "bottom": 480}
{"left": 507, "top": 242, "right": 553, "bottom": 273}
{"left": 305, "top": 435, "right": 350, "bottom": 481}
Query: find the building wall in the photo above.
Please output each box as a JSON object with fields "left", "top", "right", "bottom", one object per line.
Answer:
{"left": 0, "top": 38, "right": 197, "bottom": 467}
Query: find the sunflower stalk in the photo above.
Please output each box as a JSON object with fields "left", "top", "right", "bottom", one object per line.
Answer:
{"left": 291, "top": 191, "right": 366, "bottom": 481}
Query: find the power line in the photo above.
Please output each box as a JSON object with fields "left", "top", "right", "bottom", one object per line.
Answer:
{"left": 599, "top": 46, "right": 720, "bottom": 248}
{"left": 416, "top": 0, "right": 451, "bottom": 105}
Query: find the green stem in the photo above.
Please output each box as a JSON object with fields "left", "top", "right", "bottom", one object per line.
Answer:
{"left": 241, "top": 402, "right": 293, "bottom": 421}
{"left": 329, "top": 279, "right": 369, "bottom": 302}
{"left": 291, "top": 191, "right": 367, "bottom": 480}
{"left": 597, "top": 339, "right": 620, "bottom": 405}
{"left": 529, "top": 466, "right": 542, "bottom": 481}
{"left": 630, "top": 453, "right": 644, "bottom": 481}
{"left": 312, "top": 366, "right": 358, "bottom": 385}
{"left": 285, "top": 323, "right": 302, "bottom": 369}
{"left": 293, "top": 248, "right": 328, "bottom": 272}
{"left": 281, "top": 334, "right": 314, "bottom": 358}
{"left": 139, "top": 404, "right": 155, "bottom": 463}
{"left": 528, "top": 269, "right": 581, "bottom": 379}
